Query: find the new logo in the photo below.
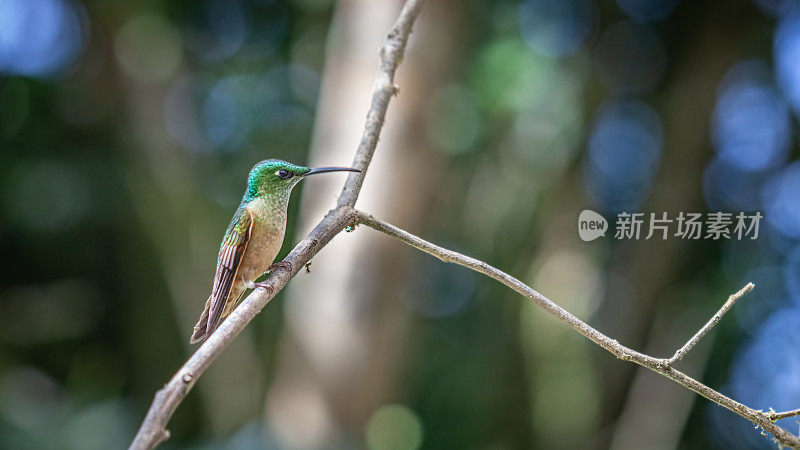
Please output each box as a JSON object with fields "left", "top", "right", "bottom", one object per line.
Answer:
{"left": 578, "top": 210, "right": 608, "bottom": 241}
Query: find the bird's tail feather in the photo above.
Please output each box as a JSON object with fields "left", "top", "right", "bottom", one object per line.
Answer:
{"left": 189, "top": 285, "right": 246, "bottom": 344}
{"left": 189, "top": 295, "right": 212, "bottom": 344}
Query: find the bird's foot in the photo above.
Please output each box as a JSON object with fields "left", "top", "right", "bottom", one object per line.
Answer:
{"left": 243, "top": 279, "right": 274, "bottom": 294}
{"left": 268, "top": 260, "right": 293, "bottom": 273}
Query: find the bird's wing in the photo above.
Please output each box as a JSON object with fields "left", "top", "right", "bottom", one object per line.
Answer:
{"left": 191, "top": 206, "right": 253, "bottom": 343}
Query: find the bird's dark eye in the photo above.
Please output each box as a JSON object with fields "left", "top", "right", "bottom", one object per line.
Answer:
{"left": 276, "top": 169, "right": 293, "bottom": 180}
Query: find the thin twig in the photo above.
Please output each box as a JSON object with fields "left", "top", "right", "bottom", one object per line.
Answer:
{"left": 667, "top": 282, "right": 754, "bottom": 365}
{"left": 351, "top": 210, "right": 800, "bottom": 449}
{"left": 128, "top": 1, "right": 425, "bottom": 448}
{"left": 769, "top": 408, "right": 800, "bottom": 422}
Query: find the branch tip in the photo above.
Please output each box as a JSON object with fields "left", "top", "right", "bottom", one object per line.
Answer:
{"left": 768, "top": 408, "right": 800, "bottom": 422}
{"left": 667, "top": 282, "right": 755, "bottom": 365}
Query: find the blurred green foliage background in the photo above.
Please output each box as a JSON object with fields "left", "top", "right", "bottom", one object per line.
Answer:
{"left": 1, "top": 0, "right": 799, "bottom": 449}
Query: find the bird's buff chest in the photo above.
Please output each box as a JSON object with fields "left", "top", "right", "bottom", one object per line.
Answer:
{"left": 238, "top": 198, "right": 287, "bottom": 282}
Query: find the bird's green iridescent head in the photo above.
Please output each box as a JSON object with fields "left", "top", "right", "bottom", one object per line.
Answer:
{"left": 243, "top": 159, "right": 359, "bottom": 202}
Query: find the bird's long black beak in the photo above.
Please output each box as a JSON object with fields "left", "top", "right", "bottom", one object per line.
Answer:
{"left": 304, "top": 167, "right": 360, "bottom": 176}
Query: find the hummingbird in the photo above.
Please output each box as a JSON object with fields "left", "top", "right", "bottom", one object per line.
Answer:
{"left": 190, "top": 159, "right": 359, "bottom": 344}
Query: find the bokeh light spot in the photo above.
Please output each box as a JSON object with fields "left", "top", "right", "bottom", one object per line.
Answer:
{"left": 204, "top": 76, "right": 245, "bottom": 149}
{"left": 201, "top": 73, "right": 281, "bottom": 150}
{"left": 762, "top": 162, "right": 800, "bottom": 239}
{"left": 115, "top": 15, "right": 182, "bottom": 84}
{"left": 0, "top": 0, "right": 87, "bottom": 78}
{"left": 472, "top": 39, "right": 538, "bottom": 110}
{"left": 584, "top": 99, "right": 663, "bottom": 213}
{"left": 712, "top": 60, "right": 790, "bottom": 172}
{"left": 428, "top": 85, "right": 482, "bottom": 155}
{"left": 60, "top": 400, "right": 136, "bottom": 450}
{"left": 184, "top": 0, "right": 248, "bottom": 63}
{"left": 0, "top": 367, "right": 63, "bottom": 430}
{"left": 5, "top": 160, "right": 91, "bottom": 234}
{"left": 365, "top": 404, "right": 423, "bottom": 450}
{"left": 165, "top": 76, "right": 213, "bottom": 153}
{"left": 504, "top": 107, "right": 581, "bottom": 181}
{"left": 518, "top": 0, "right": 595, "bottom": 58}
{"left": 532, "top": 353, "right": 600, "bottom": 443}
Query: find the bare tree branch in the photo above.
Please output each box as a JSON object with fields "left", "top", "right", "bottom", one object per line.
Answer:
{"left": 128, "top": 1, "right": 425, "bottom": 448}
{"left": 667, "top": 282, "right": 753, "bottom": 365}
{"left": 350, "top": 210, "right": 800, "bottom": 449}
